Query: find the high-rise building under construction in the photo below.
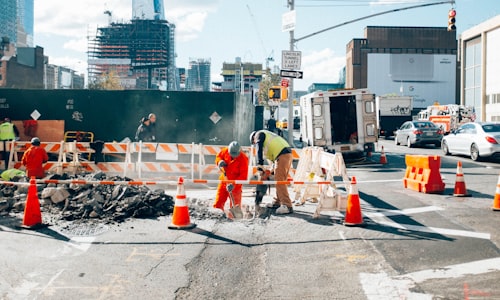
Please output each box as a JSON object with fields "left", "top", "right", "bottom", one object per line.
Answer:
{"left": 88, "top": 0, "right": 177, "bottom": 90}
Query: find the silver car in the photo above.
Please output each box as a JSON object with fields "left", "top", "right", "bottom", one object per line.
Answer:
{"left": 441, "top": 122, "right": 500, "bottom": 161}
{"left": 395, "top": 120, "right": 443, "bottom": 148}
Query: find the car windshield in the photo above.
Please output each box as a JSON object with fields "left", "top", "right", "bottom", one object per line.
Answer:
{"left": 481, "top": 124, "right": 500, "bottom": 133}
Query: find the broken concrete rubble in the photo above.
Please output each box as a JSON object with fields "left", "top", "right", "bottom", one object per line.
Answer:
{"left": 0, "top": 171, "right": 230, "bottom": 226}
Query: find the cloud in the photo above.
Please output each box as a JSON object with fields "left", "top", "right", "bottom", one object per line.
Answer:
{"left": 295, "top": 48, "right": 345, "bottom": 90}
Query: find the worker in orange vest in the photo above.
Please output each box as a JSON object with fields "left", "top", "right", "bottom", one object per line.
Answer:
{"left": 22, "top": 137, "right": 48, "bottom": 179}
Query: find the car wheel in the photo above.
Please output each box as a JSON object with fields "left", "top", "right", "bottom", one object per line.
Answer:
{"left": 407, "top": 137, "right": 412, "bottom": 148}
{"left": 442, "top": 140, "right": 450, "bottom": 155}
{"left": 470, "top": 144, "right": 480, "bottom": 161}
{"left": 394, "top": 135, "right": 399, "bottom": 145}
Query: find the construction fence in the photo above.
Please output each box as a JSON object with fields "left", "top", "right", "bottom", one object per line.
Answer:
{"left": 0, "top": 140, "right": 303, "bottom": 179}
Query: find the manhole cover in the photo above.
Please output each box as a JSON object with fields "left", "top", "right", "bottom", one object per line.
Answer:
{"left": 58, "top": 223, "right": 109, "bottom": 236}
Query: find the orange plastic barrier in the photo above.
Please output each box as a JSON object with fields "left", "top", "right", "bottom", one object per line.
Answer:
{"left": 403, "top": 155, "right": 445, "bottom": 194}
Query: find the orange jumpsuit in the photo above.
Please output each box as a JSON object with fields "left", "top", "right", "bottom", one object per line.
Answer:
{"left": 213, "top": 147, "right": 249, "bottom": 210}
{"left": 22, "top": 145, "right": 48, "bottom": 179}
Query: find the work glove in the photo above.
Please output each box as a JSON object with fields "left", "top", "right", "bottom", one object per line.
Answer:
{"left": 218, "top": 160, "right": 227, "bottom": 168}
{"left": 226, "top": 183, "right": 234, "bottom": 192}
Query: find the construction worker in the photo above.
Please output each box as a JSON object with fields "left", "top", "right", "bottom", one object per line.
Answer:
{"left": 135, "top": 116, "right": 153, "bottom": 142}
{"left": 250, "top": 130, "right": 293, "bottom": 214}
{"left": 0, "top": 118, "right": 19, "bottom": 170}
{"left": 21, "top": 137, "right": 48, "bottom": 179}
{"left": 147, "top": 113, "right": 157, "bottom": 142}
{"left": 213, "top": 141, "right": 249, "bottom": 211}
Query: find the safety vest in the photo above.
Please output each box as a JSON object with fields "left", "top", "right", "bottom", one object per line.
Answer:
{"left": 258, "top": 130, "right": 290, "bottom": 161}
{"left": 0, "top": 122, "right": 16, "bottom": 141}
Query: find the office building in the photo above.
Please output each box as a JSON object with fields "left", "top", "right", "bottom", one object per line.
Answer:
{"left": 460, "top": 14, "right": 500, "bottom": 122}
{"left": 346, "top": 26, "right": 457, "bottom": 109}
{"left": 0, "top": 0, "right": 34, "bottom": 47}
{"left": 186, "top": 58, "right": 211, "bottom": 92}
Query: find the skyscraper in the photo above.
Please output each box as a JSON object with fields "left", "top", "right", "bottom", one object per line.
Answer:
{"left": 132, "top": 0, "right": 165, "bottom": 20}
{"left": 187, "top": 59, "right": 211, "bottom": 92}
{"left": 0, "top": 0, "right": 34, "bottom": 47}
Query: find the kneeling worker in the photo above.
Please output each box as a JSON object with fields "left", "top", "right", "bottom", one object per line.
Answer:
{"left": 22, "top": 137, "right": 49, "bottom": 179}
{"left": 213, "top": 141, "right": 249, "bottom": 211}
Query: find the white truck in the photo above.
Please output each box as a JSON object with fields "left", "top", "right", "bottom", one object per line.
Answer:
{"left": 375, "top": 95, "right": 414, "bottom": 138}
{"left": 299, "top": 88, "right": 378, "bottom": 161}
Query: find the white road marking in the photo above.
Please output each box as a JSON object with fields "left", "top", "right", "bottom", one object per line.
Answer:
{"left": 37, "top": 269, "right": 65, "bottom": 297}
{"left": 362, "top": 205, "right": 491, "bottom": 240}
{"left": 360, "top": 257, "right": 500, "bottom": 300}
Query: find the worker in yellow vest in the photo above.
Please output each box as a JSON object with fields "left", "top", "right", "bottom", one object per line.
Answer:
{"left": 0, "top": 118, "right": 19, "bottom": 170}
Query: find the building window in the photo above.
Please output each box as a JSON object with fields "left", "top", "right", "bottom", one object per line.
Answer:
{"left": 464, "top": 37, "right": 482, "bottom": 118}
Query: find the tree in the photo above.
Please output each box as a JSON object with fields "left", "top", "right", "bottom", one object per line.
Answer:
{"left": 257, "top": 72, "right": 281, "bottom": 116}
{"left": 88, "top": 71, "right": 123, "bottom": 90}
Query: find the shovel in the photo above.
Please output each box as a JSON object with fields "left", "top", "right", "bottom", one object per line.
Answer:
{"left": 220, "top": 167, "right": 244, "bottom": 220}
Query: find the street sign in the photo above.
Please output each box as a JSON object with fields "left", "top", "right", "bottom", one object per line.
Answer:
{"left": 281, "top": 50, "right": 301, "bottom": 70}
{"left": 282, "top": 10, "right": 296, "bottom": 32}
{"left": 280, "top": 69, "right": 304, "bottom": 79}
{"left": 281, "top": 78, "right": 289, "bottom": 87}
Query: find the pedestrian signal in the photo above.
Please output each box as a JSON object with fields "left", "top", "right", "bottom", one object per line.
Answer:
{"left": 448, "top": 9, "right": 456, "bottom": 31}
{"left": 268, "top": 87, "right": 281, "bottom": 100}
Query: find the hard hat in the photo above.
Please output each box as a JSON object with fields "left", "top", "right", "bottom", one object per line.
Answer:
{"left": 249, "top": 131, "right": 256, "bottom": 144}
{"left": 228, "top": 141, "right": 241, "bottom": 158}
{"left": 31, "top": 137, "right": 40, "bottom": 146}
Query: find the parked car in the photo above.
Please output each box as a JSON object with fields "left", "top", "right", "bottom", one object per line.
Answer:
{"left": 394, "top": 120, "right": 443, "bottom": 148}
{"left": 441, "top": 122, "right": 500, "bottom": 161}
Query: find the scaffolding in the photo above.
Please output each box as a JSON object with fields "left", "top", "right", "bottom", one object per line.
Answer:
{"left": 87, "top": 19, "right": 176, "bottom": 90}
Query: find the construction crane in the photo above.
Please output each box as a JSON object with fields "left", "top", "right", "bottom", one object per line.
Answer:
{"left": 246, "top": 5, "right": 274, "bottom": 71}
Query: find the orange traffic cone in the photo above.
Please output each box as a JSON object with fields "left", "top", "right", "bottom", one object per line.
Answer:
{"left": 380, "top": 146, "right": 387, "bottom": 164}
{"left": 492, "top": 174, "right": 500, "bottom": 211}
{"left": 22, "top": 177, "right": 44, "bottom": 229}
{"left": 453, "top": 161, "right": 470, "bottom": 197}
{"left": 168, "top": 177, "right": 196, "bottom": 230}
{"left": 343, "top": 176, "right": 364, "bottom": 226}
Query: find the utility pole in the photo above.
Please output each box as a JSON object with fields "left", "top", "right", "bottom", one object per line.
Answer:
{"left": 287, "top": 0, "right": 295, "bottom": 146}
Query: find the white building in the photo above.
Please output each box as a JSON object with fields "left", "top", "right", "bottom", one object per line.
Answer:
{"left": 460, "top": 14, "right": 500, "bottom": 121}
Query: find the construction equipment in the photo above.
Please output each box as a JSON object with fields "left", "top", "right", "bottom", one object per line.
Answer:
{"left": 220, "top": 167, "right": 243, "bottom": 220}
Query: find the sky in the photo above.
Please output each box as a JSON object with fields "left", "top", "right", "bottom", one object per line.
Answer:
{"left": 33, "top": 0, "right": 499, "bottom": 91}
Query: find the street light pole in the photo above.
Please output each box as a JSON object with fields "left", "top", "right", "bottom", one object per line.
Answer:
{"left": 287, "top": 0, "right": 295, "bottom": 146}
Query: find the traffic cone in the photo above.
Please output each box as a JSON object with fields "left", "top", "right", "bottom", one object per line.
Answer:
{"left": 492, "top": 174, "right": 500, "bottom": 211}
{"left": 168, "top": 177, "right": 196, "bottom": 230}
{"left": 22, "top": 177, "right": 44, "bottom": 229}
{"left": 453, "top": 161, "right": 470, "bottom": 197}
{"left": 380, "top": 146, "right": 387, "bottom": 164}
{"left": 343, "top": 176, "right": 364, "bottom": 226}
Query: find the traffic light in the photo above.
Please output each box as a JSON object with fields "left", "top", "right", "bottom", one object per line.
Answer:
{"left": 280, "top": 87, "right": 288, "bottom": 101}
{"left": 448, "top": 9, "right": 456, "bottom": 31}
{"left": 268, "top": 86, "right": 281, "bottom": 100}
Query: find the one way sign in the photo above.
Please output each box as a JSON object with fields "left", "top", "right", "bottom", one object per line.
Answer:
{"left": 280, "top": 69, "right": 304, "bottom": 79}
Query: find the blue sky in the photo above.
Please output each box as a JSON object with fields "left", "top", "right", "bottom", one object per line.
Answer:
{"left": 34, "top": 0, "right": 498, "bottom": 91}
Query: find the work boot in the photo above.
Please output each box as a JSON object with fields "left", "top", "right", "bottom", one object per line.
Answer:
{"left": 276, "top": 205, "right": 293, "bottom": 215}
{"left": 266, "top": 201, "right": 280, "bottom": 208}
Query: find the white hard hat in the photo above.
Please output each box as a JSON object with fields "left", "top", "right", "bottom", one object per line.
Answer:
{"left": 228, "top": 141, "right": 241, "bottom": 157}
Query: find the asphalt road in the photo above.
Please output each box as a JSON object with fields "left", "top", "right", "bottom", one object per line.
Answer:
{"left": 1, "top": 137, "right": 499, "bottom": 299}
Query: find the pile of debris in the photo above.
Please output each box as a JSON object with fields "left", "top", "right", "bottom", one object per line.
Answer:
{"left": 0, "top": 172, "right": 227, "bottom": 226}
